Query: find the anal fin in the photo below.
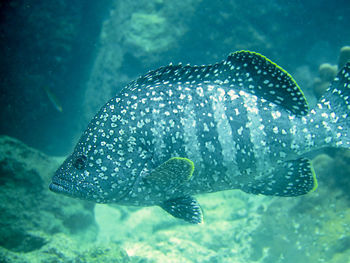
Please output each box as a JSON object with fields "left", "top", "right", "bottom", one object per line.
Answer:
{"left": 160, "top": 196, "right": 203, "bottom": 224}
{"left": 243, "top": 158, "right": 318, "bottom": 197}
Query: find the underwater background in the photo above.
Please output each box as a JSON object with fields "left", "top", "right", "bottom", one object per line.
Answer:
{"left": 0, "top": 0, "right": 350, "bottom": 262}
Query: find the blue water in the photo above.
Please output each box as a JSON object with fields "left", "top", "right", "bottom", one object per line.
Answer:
{"left": 0, "top": 1, "right": 350, "bottom": 262}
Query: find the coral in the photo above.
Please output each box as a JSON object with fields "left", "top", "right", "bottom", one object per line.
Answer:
{"left": 338, "top": 46, "right": 350, "bottom": 69}
{"left": 318, "top": 63, "right": 338, "bottom": 82}
{"left": 313, "top": 46, "right": 350, "bottom": 99}
{"left": 313, "top": 63, "right": 337, "bottom": 99}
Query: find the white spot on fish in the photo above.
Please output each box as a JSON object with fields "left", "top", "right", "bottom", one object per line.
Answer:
{"left": 271, "top": 111, "right": 281, "bottom": 119}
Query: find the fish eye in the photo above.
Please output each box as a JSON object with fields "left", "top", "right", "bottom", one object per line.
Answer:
{"left": 73, "top": 154, "right": 87, "bottom": 170}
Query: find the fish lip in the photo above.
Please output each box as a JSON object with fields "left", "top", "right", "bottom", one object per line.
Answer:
{"left": 49, "top": 176, "right": 94, "bottom": 200}
{"left": 49, "top": 177, "right": 73, "bottom": 196}
{"left": 49, "top": 182, "right": 69, "bottom": 194}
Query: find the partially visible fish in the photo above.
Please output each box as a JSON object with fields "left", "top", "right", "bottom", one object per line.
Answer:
{"left": 42, "top": 85, "right": 63, "bottom": 112}
{"left": 50, "top": 51, "right": 350, "bottom": 224}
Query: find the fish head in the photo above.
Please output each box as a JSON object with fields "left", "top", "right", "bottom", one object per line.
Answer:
{"left": 50, "top": 150, "right": 96, "bottom": 201}
{"left": 49, "top": 103, "right": 142, "bottom": 203}
{"left": 50, "top": 141, "right": 139, "bottom": 203}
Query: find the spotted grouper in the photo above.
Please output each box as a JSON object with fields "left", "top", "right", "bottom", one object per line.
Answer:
{"left": 50, "top": 51, "right": 350, "bottom": 223}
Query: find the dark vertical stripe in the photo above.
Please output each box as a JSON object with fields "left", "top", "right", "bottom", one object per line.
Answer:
{"left": 224, "top": 89, "right": 257, "bottom": 179}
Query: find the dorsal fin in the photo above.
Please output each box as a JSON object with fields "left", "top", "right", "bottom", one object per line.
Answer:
{"left": 133, "top": 50, "right": 309, "bottom": 116}
{"left": 222, "top": 51, "right": 309, "bottom": 116}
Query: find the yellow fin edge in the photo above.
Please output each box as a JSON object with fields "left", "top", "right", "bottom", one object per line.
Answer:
{"left": 309, "top": 160, "right": 318, "bottom": 193}
{"left": 170, "top": 157, "right": 195, "bottom": 180}
{"left": 234, "top": 50, "right": 309, "bottom": 109}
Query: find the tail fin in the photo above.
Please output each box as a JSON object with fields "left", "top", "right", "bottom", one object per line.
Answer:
{"left": 313, "top": 62, "right": 350, "bottom": 148}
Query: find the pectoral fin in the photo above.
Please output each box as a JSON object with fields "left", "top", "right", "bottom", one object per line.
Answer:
{"left": 143, "top": 157, "right": 194, "bottom": 190}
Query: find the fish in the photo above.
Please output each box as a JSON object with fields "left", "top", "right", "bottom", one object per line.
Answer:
{"left": 49, "top": 51, "right": 350, "bottom": 224}
{"left": 42, "top": 85, "right": 63, "bottom": 112}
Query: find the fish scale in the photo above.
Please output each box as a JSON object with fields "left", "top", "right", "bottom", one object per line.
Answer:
{"left": 50, "top": 51, "right": 350, "bottom": 224}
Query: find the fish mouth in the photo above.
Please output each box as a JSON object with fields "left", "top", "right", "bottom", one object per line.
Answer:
{"left": 49, "top": 177, "right": 73, "bottom": 196}
{"left": 49, "top": 182, "right": 69, "bottom": 194}
{"left": 49, "top": 176, "right": 95, "bottom": 201}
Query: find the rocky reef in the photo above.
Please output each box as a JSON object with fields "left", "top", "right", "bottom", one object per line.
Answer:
{"left": 1, "top": 1, "right": 350, "bottom": 262}
{"left": 1, "top": 135, "right": 349, "bottom": 262}
{"left": 0, "top": 136, "right": 129, "bottom": 262}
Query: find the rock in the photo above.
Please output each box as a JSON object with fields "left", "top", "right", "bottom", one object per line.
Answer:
{"left": 313, "top": 63, "right": 337, "bottom": 99}
{"left": 84, "top": 0, "right": 199, "bottom": 120}
{"left": 0, "top": 233, "right": 130, "bottom": 263}
{"left": 0, "top": 136, "right": 97, "bottom": 255}
{"left": 95, "top": 191, "right": 270, "bottom": 262}
{"left": 124, "top": 12, "right": 172, "bottom": 54}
